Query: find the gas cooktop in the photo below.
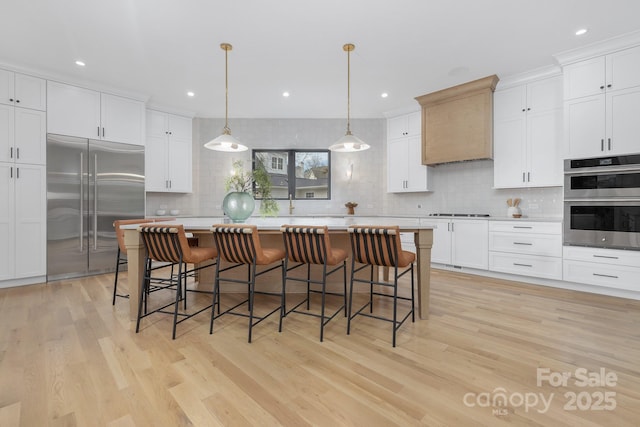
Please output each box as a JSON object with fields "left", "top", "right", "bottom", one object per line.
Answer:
{"left": 428, "top": 213, "right": 491, "bottom": 217}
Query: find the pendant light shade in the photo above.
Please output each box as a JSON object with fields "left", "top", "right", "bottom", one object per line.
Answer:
{"left": 329, "top": 43, "right": 369, "bottom": 152}
{"left": 204, "top": 43, "right": 248, "bottom": 152}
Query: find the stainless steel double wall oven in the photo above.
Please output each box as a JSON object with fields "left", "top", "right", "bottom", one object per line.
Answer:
{"left": 564, "top": 154, "right": 640, "bottom": 250}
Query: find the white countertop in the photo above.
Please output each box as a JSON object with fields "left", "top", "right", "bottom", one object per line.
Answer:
{"left": 124, "top": 216, "right": 434, "bottom": 231}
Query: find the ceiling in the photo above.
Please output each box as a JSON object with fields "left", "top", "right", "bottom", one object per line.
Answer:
{"left": 2, "top": 0, "right": 640, "bottom": 119}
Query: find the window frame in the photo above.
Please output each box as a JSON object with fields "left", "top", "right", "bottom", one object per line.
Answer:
{"left": 252, "top": 149, "right": 331, "bottom": 200}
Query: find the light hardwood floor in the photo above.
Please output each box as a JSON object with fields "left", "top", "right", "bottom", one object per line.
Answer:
{"left": 1, "top": 269, "right": 639, "bottom": 426}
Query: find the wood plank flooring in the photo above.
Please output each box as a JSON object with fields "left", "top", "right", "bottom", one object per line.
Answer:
{"left": 1, "top": 269, "right": 639, "bottom": 426}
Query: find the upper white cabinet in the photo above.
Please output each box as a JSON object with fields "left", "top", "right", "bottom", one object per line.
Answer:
{"left": 0, "top": 105, "right": 46, "bottom": 165}
{"left": 563, "top": 46, "right": 640, "bottom": 99}
{"left": 47, "top": 81, "right": 145, "bottom": 145}
{"left": 387, "top": 111, "right": 430, "bottom": 193}
{"left": 387, "top": 111, "right": 421, "bottom": 139}
{"left": 0, "top": 69, "right": 46, "bottom": 111}
{"left": 425, "top": 218, "right": 488, "bottom": 270}
{"left": 145, "top": 109, "right": 192, "bottom": 193}
{"left": 493, "top": 75, "right": 563, "bottom": 188}
{"left": 563, "top": 45, "right": 640, "bottom": 158}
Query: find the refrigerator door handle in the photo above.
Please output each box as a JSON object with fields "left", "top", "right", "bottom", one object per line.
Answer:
{"left": 94, "top": 154, "right": 98, "bottom": 250}
{"left": 80, "top": 151, "right": 84, "bottom": 252}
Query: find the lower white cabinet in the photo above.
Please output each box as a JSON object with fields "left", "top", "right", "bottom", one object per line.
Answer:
{"left": 489, "top": 220, "right": 562, "bottom": 280}
{"left": 563, "top": 246, "right": 640, "bottom": 292}
{"left": 426, "top": 218, "right": 488, "bottom": 269}
{"left": 0, "top": 163, "right": 46, "bottom": 283}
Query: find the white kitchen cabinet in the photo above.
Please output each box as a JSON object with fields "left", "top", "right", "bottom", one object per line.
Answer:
{"left": 47, "top": 81, "right": 145, "bottom": 145}
{"left": 145, "top": 110, "right": 192, "bottom": 192}
{"left": 0, "top": 105, "right": 46, "bottom": 165}
{"left": 489, "top": 221, "right": 562, "bottom": 280}
{"left": 563, "top": 246, "right": 640, "bottom": 292}
{"left": 563, "top": 46, "right": 640, "bottom": 100}
{"left": 0, "top": 69, "right": 46, "bottom": 111}
{"left": 0, "top": 163, "right": 46, "bottom": 282}
{"left": 426, "top": 218, "right": 488, "bottom": 269}
{"left": 563, "top": 45, "right": 640, "bottom": 158}
{"left": 387, "top": 112, "right": 430, "bottom": 193}
{"left": 565, "top": 87, "right": 640, "bottom": 158}
{"left": 493, "top": 75, "right": 562, "bottom": 188}
{"left": 387, "top": 111, "right": 421, "bottom": 139}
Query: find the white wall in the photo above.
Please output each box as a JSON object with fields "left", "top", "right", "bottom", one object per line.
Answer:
{"left": 146, "top": 117, "right": 563, "bottom": 219}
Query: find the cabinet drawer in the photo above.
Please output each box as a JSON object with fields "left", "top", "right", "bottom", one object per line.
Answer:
{"left": 563, "top": 259, "right": 640, "bottom": 291}
{"left": 489, "top": 221, "right": 561, "bottom": 234}
{"left": 563, "top": 246, "right": 640, "bottom": 267}
{"left": 489, "top": 252, "right": 562, "bottom": 280}
{"left": 489, "top": 232, "right": 562, "bottom": 257}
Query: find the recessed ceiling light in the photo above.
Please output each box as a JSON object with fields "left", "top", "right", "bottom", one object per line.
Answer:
{"left": 187, "top": 91, "right": 195, "bottom": 97}
{"left": 575, "top": 28, "right": 588, "bottom": 36}
{"left": 75, "top": 60, "right": 86, "bottom": 67}
{"left": 282, "top": 91, "right": 290, "bottom": 97}
{"left": 381, "top": 93, "right": 388, "bottom": 98}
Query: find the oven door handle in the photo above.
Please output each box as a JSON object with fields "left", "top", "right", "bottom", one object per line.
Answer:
{"left": 564, "top": 197, "right": 640, "bottom": 202}
{"left": 565, "top": 166, "right": 640, "bottom": 175}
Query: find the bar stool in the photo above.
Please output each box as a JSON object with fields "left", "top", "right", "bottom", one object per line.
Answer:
{"left": 281, "top": 225, "right": 347, "bottom": 342}
{"left": 347, "top": 225, "right": 415, "bottom": 347}
{"left": 135, "top": 225, "right": 217, "bottom": 339}
{"left": 112, "top": 218, "right": 156, "bottom": 305}
{"left": 209, "top": 224, "right": 285, "bottom": 343}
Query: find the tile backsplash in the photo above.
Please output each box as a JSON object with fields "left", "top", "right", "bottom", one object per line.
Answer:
{"left": 146, "top": 117, "right": 563, "bottom": 219}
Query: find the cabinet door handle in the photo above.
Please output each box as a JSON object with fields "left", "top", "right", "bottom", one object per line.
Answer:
{"left": 15, "top": 99, "right": 20, "bottom": 103}
{"left": 608, "top": 138, "right": 611, "bottom": 151}
{"left": 599, "top": 85, "right": 605, "bottom": 90}
{"left": 9, "top": 166, "right": 12, "bottom": 178}
{"left": 513, "top": 242, "right": 533, "bottom": 246}
{"left": 16, "top": 167, "right": 19, "bottom": 179}
{"left": 98, "top": 126, "right": 100, "bottom": 137}
{"left": 607, "top": 84, "right": 612, "bottom": 88}
{"left": 513, "top": 263, "right": 532, "bottom": 267}
{"left": 527, "top": 172, "right": 530, "bottom": 182}
{"left": 601, "top": 139, "right": 604, "bottom": 151}
{"left": 522, "top": 172, "right": 525, "bottom": 182}
{"left": 16, "top": 147, "right": 19, "bottom": 159}
{"left": 102, "top": 127, "right": 105, "bottom": 138}
{"left": 10, "top": 147, "right": 12, "bottom": 159}
{"left": 593, "top": 273, "right": 618, "bottom": 279}
{"left": 593, "top": 254, "right": 619, "bottom": 259}
{"left": 9, "top": 98, "right": 14, "bottom": 102}
{"left": 169, "top": 180, "right": 172, "bottom": 189}
{"left": 513, "top": 226, "right": 533, "bottom": 229}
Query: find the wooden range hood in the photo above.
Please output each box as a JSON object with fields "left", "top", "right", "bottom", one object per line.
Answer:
{"left": 415, "top": 75, "right": 499, "bottom": 165}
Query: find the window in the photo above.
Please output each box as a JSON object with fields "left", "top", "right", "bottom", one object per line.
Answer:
{"left": 253, "top": 150, "right": 331, "bottom": 200}
{"left": 271, "top": 157, "right": 284, "bottom": 171}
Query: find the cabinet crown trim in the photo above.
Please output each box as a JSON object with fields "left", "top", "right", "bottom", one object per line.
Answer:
{"left": 554, "top": 29, "right": 640, "bottom": 65}
{"left": 415, "top": 75, "right": 499, "bottom": 106}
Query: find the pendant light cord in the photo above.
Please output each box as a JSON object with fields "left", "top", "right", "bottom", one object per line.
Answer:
{"left": 221, "top": 43, "right": 232, "bottom": 134}
{"left": 343, "top": 43, "right": 355, "bottom": 136}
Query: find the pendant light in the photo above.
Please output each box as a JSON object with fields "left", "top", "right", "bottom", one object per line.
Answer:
{"left": 204, "top": 43, "right": 248, "bottom": 152}
{"left": 329, "top": 43, "right": 370, "bottom": 152}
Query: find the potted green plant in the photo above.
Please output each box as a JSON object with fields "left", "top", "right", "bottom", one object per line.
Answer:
{"left": 224, "top": 160, "right": 279, "bottom": 220}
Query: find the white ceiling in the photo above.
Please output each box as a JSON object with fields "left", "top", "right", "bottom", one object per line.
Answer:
{"left": 2, "top": 0, "right": 640, "bottom": 119}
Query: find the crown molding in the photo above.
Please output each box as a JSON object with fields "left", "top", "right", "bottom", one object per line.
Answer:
{"left": 554, "top": 29, "right": 640, "bottom": 66}
{"left": 146, "top": 103, "right": 195, "bottom": 118}
{"left": 495, "top": 65, "right": 562, "bottom": 90}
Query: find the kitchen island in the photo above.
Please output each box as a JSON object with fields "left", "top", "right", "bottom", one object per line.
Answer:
{"left": 122, "top": 216, "right": 434, "bottom": 321}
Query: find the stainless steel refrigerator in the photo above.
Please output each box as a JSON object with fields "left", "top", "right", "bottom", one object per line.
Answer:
{"left": 46, "top": 134, "right": 145, "bottom": 281}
